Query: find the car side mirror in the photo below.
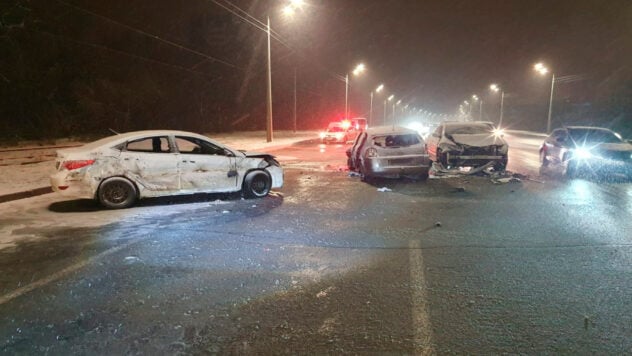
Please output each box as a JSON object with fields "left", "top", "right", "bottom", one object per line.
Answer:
{"left": 224, "top": 149, "right": 235, "bottom": 157}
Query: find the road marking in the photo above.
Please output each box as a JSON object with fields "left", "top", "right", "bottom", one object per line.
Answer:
{"left": 409, "top": 239, "right": 434, "bottom": 354}
{"left": 0, "top": 239, "right": 140, "bottom": 306}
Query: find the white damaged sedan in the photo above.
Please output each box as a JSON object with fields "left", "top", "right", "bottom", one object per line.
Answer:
{"left": 50, "top": 130, "right": 283, "bottom": 209}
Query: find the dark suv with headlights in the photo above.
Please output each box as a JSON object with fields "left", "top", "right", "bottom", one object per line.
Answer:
{"left": 540, "top": 126, "right": 632, "bottom": 178}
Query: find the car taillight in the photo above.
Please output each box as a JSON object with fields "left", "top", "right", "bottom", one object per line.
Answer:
{"left": 63, "top": 159, "right": 95, "bottom": 171}
{"left": 366, "top": 148, "right": 378, "bottom": 158}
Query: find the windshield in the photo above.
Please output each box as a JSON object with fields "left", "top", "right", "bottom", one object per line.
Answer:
{"left": 568, "top": 128, "right": 623, "bottom": 144}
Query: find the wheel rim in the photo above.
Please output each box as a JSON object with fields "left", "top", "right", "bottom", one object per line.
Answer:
{"left": 251, "top": 175, "right": 269, "bottom": 195}
{"left": 104, "top": 182, "right": 129, "bottom": 204}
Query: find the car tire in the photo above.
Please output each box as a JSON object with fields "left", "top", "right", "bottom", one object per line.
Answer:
{"left": 98, "top": 177, "right": 137, "bottom": 209}
{"left": 359, "top": 164, "right": 372, "bottom": 183}
{"left": 494, "top": 155, "right": 508, "bottom": 171}
{"left": 419, "top": 170, "right": 429, "bottom": 181}
{"left": 437, "top": 148, "right": 448, "bottom": 167}
{"left": 243, "top": 170, "right": 272, "bottom": 198}
{"left": 540, "top": 149, "right": 549, "bottom": 167}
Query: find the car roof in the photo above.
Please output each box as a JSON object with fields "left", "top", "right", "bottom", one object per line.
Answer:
{"left": 79, "top": 130, "right": 212, "bottom": 150}
{"left": 365, "top": 126, "right": 419, "bottom": 136}
{"left": 564, "top": 126, "right": 615, "bottom": 132}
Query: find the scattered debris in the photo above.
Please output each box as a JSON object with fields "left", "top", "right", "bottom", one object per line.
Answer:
{"left": 435, "top": 221, "right": 442, "bottom": 227}
{"left": 492, "top": 177, "right": 522, "bottom": 184}
{"left": 454, "top": 187, "right": 466, "bottom": 192}
{"left": 124, "top": 256, "right": 141, "bottom": 264}
{"left": 348, "top": 171, "right": 361, "bottom": 177}
{"left": 377, "top": 187, "right": 392, "bottom": 192}
{"left": 222, "top": 210, "right": 230, "bottom": 214}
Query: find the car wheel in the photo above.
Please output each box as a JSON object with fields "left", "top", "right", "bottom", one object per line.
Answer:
{"left": 437, "top": 148, "right": 448, "bottom": 167}
{"left": 359, "top": 164, "right": 372, "bottom": 183}
{"left": 243, "top": 170, "right": 272, "bottom": 198}
{"left": 419, "top": 169, "right": 429, "bottom": 181}
{"left": 98, "top": 177, "right": 137, "bottom": 209}
{"left": 494, "top": 155, "right": 508, "bottom": 171}
{"left": 540, "top": 149, "right": 549, "bottom": 167}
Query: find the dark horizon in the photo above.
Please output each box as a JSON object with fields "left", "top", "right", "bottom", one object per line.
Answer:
{"left": 1, "top": 0, "right": 631, "bottom": 140}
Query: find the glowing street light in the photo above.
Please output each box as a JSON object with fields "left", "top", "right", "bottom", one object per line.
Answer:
{"left": 472, "top": 94, "right": 483, "bottom": 121}
{"left": 490, "top": 84, "right": 505, "bottom": 127}
{"left": 534, "top": 62, "right": 555, "bottom": 133}
{"left": 265, "top": 1, "right": 306, "bottom": 142}
{"left": 369, "top": 84, "right": 384, "bottom": 126}
{"left": 345, "top": 63, "right": 366, "bottom": 119}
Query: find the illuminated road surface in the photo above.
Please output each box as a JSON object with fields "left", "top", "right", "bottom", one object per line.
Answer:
{"left": 0, "top": 132, "right": 631, "bottom": 354}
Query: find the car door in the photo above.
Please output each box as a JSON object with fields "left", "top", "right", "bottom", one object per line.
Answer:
{"left": 174, "top": 136, "right": 238, "bottom": 193}
{"left": 118, "top": 135, "right": 180, "bottom": 191}
{"left": 351, "top": 132, "right": 368, "bottom": 169}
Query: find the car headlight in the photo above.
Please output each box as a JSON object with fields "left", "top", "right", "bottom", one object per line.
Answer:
{"left": 319, "top": 132, "right": 326, "bottom": 139}
{"left": 493, "top": 128, "right": 505, "bottom": 138}
{"left": 335, "top": 133, "right": 344, "bottom": 139}
{"left": 573, "top": 147, "right": 592, "bottom": 160}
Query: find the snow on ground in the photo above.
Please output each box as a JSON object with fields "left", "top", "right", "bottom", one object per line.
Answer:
{"left": 0, "top": 130, "right": 317, "bottom": 197}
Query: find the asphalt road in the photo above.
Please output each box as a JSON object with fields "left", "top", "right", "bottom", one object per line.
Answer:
{"left": 1, "top": 132, "right": 631, "bottom": 354}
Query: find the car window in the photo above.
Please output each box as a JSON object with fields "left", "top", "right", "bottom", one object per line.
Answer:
{"left": 373, "top": 134, "right": 421, "bottom": 148}
{"left": 568, "top": 129, "right": 623, "bottom": 144}
{"left": 125, "top": 136, "right": 171, "bottom": 153}
{"left": 175, "top": 136, "right": 226, "bottom": 155}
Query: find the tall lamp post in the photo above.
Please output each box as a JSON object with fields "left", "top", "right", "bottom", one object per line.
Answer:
{"left": 472, "top": 94, "right": 483, "bottom": 121}
{"left": 345, "top": 63, "right": 366, "bottom": 119}
{"left": 489, "top": 84, "right": 505, "bottom": 128}
{"left": 385, "top": 94, "right": 394, "bottom": 126}
{"left": 369, "top": 84, "right": 384, "bottom": 126}
{"left": 393, "top": 99, "right": 401, "bottom": 128}
{"left": 265, "top": 16, "right": 273, "bottom": 142}
{"left": 265, "top": 0, "right": 305, "bottom": 142}
{"left": 534, "top": 63, "right": 555, "bottom": 134}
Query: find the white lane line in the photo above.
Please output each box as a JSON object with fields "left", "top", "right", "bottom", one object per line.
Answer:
{"left": 409, "top": 239, "right": 434, "bottom": 355}
{"left": 0, "top": 239, "right": 141, "bottom": 306}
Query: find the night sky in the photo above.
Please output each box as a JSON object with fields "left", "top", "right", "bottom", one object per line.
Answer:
{"left": 1, "top": 0, "right": 631, "bottom": 138}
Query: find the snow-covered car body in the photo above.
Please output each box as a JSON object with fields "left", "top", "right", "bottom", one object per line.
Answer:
{"left": 426, "top": 121, "right": 508, "bottom": 169}
{"left": 540, "top": 126, "right": 632, "bottom": 178}
{"left": 50, "top": 130, "right": 283, "bottom": 208}
{"left": 347, "top": 126, "right": 431, "bottom": 181}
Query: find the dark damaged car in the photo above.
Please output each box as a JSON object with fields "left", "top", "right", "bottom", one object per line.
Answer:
{"left": 50, "top": 130, "right": 283, "bottom": 208}
{"left": 540, "top": 126, "right": 632, "bottom": 178}
{"left": 347, "top": 126, "right": 431, "bottom": 182}
{"left": 426, "top": 121, "right": 508, "bottom": 170}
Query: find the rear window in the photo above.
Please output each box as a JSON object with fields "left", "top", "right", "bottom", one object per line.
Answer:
{"left": 373, "top": 134, "right": 421, "bottom": 147}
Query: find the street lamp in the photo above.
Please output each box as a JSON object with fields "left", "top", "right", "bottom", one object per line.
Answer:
{"left": 534, "top": 62, "right": 555, "bottom": 134}
{"left": 369, "top": 84, "right": 384, "bottom": 126}
{"left": 393, "top": 99, "right": 401, "bottom": 128}
{"left": 265, "top": 1, "right": 304, "bottom": 142}
{"left": 472, "top": 94, "right": 483, "bottom": 121}
{"left": 489, "top": 84, "right": 505, "bottom": 128}
{"left": 385, "top": 94, "right": 394, "bottom": 125}
{"left": 345, "top": 63, "right": 366, "bottom": 119}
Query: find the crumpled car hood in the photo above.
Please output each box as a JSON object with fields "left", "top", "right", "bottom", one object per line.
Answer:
{"left": 448, "top": 133, "right": 507, "bottom": 147}
{"left": 241, "top": 151, "right": 275, "bottom": 158}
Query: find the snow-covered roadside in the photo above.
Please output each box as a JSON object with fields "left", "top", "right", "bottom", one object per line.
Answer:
{"left": 0, "top": 130, "right": 317, "bottom": 197}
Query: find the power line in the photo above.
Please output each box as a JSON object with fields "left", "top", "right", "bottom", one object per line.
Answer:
{"left": 25, "top": 27, "right": 221, "bottom": 81}
{"left": 54, "top": 0, "right": 243, "bottom": 71}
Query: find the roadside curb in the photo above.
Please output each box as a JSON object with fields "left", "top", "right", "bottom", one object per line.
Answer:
{"left": 0, "top": 187, "right": 52, "bottom": 204}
